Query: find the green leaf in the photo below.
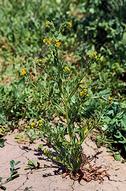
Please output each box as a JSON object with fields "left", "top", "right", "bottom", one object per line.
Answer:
{"left": 0, "top": 139, "right": 5, "bottom": 148}
{"left": 121, "top": 116, "right": 126, "bottom": 128}
{"left": 114, "top": 152, "right": 121, "bottom": 161}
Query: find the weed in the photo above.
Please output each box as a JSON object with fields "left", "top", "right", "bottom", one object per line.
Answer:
{"left": 0, "top": 0, "right": 126, "bottom": 180}
{"left": 7, "top": 160, "right": 20, "bottom": 182}
{"left": 26, "top": 160, "right": 40, "bottom": 170}
{"left": 0, "top": 138, "right": 5, "bottom": 148}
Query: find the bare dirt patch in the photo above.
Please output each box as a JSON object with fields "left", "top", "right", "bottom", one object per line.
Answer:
{"left": 0, "top": 133, "right": 126, "bottom": 191}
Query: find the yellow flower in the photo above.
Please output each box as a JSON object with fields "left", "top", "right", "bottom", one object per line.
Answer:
{"left": 38, "top": 119, "right": 43, "bottom": 124}
{"left": 38, "top": 119, "right": 44, "bottom": 127}
{"left": 45, "top": 20, "right": 51, "bottom": 27}
{"left": 31, "top": 122, "right": 35, "bottom": 128}
{"left": 67, "top": 21, "right": 72, "bottom": 29}
{"left": 79, "top": 88, "right": 87, "bottom": 97}
{"left": 43, "top": 38, "right": 52, "bottom": 45}
{"left": 108, "top": 96, "right": 113, "bottom": 103}
{"left": 21, "top": 68, "right": 27, "bottom": 76}
{"left": 63, "top": 66, "right": 71, "bottom": 73}
{"left": 55, "top": 40, "right": 62, "bottom": 48}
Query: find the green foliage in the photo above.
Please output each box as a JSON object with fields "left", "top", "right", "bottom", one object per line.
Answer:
{"left": 0, "top": 138, "right": 5, "bottom": 148}
{"left": 42, "top": 118, "right": 95, "bottom": 172}
{"left": 7, "top": 160, "right": 20, "bottom": 182}
{"left": 100, "top": 102, "right": 126, "bottom": 155}
{"left": 36, "top": 45, "right": 95, "bottom": 172}
{"left": 0, "top": 0, "right": 126, "bottom": 174}
{"left": 73, "top": 0, "right": 126, "bottom": 63}
{"left": 26, "top": 159, "right": 40, "bottom": 170}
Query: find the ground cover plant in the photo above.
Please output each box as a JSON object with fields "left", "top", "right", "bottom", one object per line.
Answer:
{"left": 0, "top": 0, "right": 126, "bottom": 181}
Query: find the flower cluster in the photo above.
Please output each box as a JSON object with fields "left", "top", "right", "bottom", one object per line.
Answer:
{"left": 55, "top": 40, "right": 62, "bottom": 48}
{"left": 108, "top": 96, "right": 113, "bottom": 104}
{"left": 43, "top": 38, "right": 52, "bottom": 45}
{"left": 21, "top": 68, "right": 27, "bottom": 76}
{"left": 43, "top": 38, "right": 62, "bottom": 48}
{"left": 79, "top": 88, "right": 88, "bottom": 97}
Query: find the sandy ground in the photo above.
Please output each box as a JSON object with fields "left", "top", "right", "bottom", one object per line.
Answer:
{"left": 0, "top": 132, "right": 126, "bottom": 191}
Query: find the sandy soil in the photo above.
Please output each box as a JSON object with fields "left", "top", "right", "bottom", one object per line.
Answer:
{"left": 0, "top": 132, "right": 126, "bottom": 191}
